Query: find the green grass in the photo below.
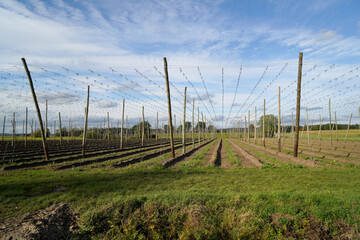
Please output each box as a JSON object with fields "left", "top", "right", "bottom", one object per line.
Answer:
{"left": 1, "top": 166, "right": 360, "bottom": 239}
{"left": 223, "top": 139, "right": 242, "bottom": 166}
{"left": 177, "top": 140, "right": 217, "bottom": 168}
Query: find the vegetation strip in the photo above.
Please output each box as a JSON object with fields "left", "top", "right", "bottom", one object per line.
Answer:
{"left": 163, "top": 140, "right": 213, "bottom": 168}
{"left": 227, "top": 139, "right": 263, "bottom": 168}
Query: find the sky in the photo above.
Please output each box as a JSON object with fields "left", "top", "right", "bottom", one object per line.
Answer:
{"left": 0, "top": 0, "right": 359, "bottom": 133}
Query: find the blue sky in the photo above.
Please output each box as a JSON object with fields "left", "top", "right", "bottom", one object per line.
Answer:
{"left": 0, "top": 0, "right": 359, "bottom": 132}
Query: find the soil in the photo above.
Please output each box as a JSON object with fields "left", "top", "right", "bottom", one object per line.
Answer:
{"left": 227, "top": 139, "right": 262, "bottom": 168}
{"left": 0, "top": 202, "right": 78, "bottom": 240}
{"left": 220, "top": 140, "right": 233, "bottom": 168}
{"left": 172, "top": 142, "right": 210, "bottom": 168}
{"left": 203, "top": 139, "right": 220, "bottom": 166}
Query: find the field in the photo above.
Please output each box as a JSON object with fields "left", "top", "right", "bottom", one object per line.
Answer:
{"left": 1, "top": 130, "right": 360, "bottom": 239}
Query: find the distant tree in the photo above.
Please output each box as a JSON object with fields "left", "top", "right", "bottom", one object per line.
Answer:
{"left": 194, "top": 122, "right": 206, "bottom": 132}
{"left": 258, "top": 114, "right": 278, "bottom": 137}
{"left": 132, "top": 121, "right": 152, "bottom": 138}
{"left": 177, "top": 121, "right": 192, "bottom": 132}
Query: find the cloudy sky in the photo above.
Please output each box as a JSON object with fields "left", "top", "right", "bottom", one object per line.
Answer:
{"left": 0, "top": 0, "right": 359, "bottom": 133}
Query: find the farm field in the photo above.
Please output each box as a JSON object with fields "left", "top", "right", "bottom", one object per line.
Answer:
{"left": 1, "top": 132, "right": 360, "bottom": 239}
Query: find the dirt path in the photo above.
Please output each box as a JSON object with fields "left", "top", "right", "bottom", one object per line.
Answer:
{"left": 227, "top": 139, "right": 262, "bottom": 168}
{"left": 233, "top": 139, "right": 320, "bottom": 167}
{"left": 220, "top": 139, "right": 233, "bottom": 168}
{"left": 203, "top": 139, "right": 221, "bottom": 166}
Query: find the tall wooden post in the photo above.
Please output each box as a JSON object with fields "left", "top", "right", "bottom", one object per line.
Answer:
{"left": 1, "top": 116, "right": 5, "bottom": 143}
{"left": 25, "top": 107, "right": 27, "bottom": 146}
{"left": 306, "top": 107, "right": 310, "bottom": 145}
{"left": 156, "top": 112, "right": 158, "bottom": 144}
{"left": 164, "top": 58, "right": 175, "bottom": 158}
{"left": 329, "top": 99, "right": 332, "bottom": 146}
{"left": 244, "top": 116, "right": 247, "bottom": 142}
{"left": 192, "top": 99, "right": 195, "bottom": 148}
{"left": 142, "top": 107, "right": 145, "bottom": 146}
{"left": 293, "top": 52, "right": 303, "bottom": 157}
{"left": 201, "top": 112, "right": 204, "bottom": 142}
{"left": 120, "top": 98, "right": 125, "bottom": 149}
{"left": 278, "top": 86, "right": 281, "bottom": 152}
{"left": 248, "top": 110, "right": 250, "bottom": 143}
{"left": 198, "top": 107, "right": 200, "bottom": 146}
{"left": 182, "top": 87, "right": 187, "bottom": 154}
{"left": 45, "top": 99, "right": 48, "bottom": 139}
{"left": 255, "top": 106, "right": 257, "bottom": 144}
{"left": 107, "top": 112, "right": 110, "bottom": 144}
{"left": 345, "top": 113, "right": 353, "bottom": 142}
{"left": 12, "top": 112, "right": 15, "bottom": 146}
{"left": 59, "top": 112, "right": 62, "bottom": 145}
{"left": 82, "top": 85, "right": 90, "bottom": 156}
{"left": 263, "top": 99, "right": 265, "bottom": 147}
{"left": 22, "top": 58, "right": 49, "bottom": 160}
{"left": 334, "top": 112, "right": 338, "bottom": 142}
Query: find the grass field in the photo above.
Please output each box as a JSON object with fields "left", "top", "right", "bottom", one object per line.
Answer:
{"left": 1, "top": 165, "right": 360, "bottom": 239}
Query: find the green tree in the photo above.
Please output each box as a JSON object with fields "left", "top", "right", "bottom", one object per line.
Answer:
{"left": 132, "top": 121, "right": 152, "bottom": 138}
{"left": 258, "top": 114, "right": 278, "bottom": 137}
{"left": 177, "top": 121, "right": 192, "bottom": 132}
{"left": 194, "top": 122, "right": 206, "bottom": 132}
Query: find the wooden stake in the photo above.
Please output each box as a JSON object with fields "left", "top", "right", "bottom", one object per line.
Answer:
{"left": 25, "top": 107, "right": 27, "bottom": 146}
{"left": 293, "top": 52, "right": 303, "bottom": 157}
{"left": 345, "top": 113, "right": 353, "bottom": 142}
{"left": 82, "top": 85, "right": 90, "bottom": 156}
{"left": 164, "top": 58, "right": 175, "bottom": 158}
{"left": 278, "top": 86, "right": 281, "bottom": 152}
{"left": 255, "top": 106, "right": 257, "bottom": 144}
{"left": 329, "top": 99, "right": 332, "bottom": 146}
{"left": 192, "top": 99, "right": 195, "bottom": 148}
{"left": 120, "top": 98, "right": 125, "bottom": 149}
{"left": 198, "top": 107, "right": 200, "bottom": 146}
{"left": 1, "top": 116, "right": 5, "bottom": 143}
{"left": 142, "top": 106, "right": 145, "bottom": 146}
{"left": 22, "top": 58, "right": 49, "bottom": 160}
{"left": 59, "top": 112, "right": 62, "bottom": 145}
{"left": 182, "top": 87, "right": 187, "bottom": 154}
{"left": 156, "top": 112, "right": 158, "bottom": 144}
{"left": 45, "top": 99, "right": 48, "bottom": 139}
{"left": 263, "top": 99, "right": 265, "bottom": 147}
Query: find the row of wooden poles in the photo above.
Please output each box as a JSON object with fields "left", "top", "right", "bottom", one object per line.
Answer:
{"left": 19, "top": 57, "right": 215, "bottom": 161}
{"left": 229, "top": 94, "right": 357, "bottom": 148}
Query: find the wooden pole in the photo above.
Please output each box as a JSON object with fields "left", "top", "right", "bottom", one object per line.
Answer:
{"left": 278, "top": 86, "right": 281, "bottom": 152}
{"left": 1, "top": 116, "right": 5, "bottom": 143}
{"left": 329, "top": 99, "right": 332, "bottom": 146}
{"left": 182, "top": 87, "right": 187, "bottom": 154}
{"left": 335, "top": 112, "right": 338, "bottom": 142}
{"left": 293, "top": 52, "right": 303, "bottom": 157}
{"left": 198, "top": 107, "right": 200, "bottom": 146}
{"left": 107, "top": 112, "right": 110, "bottom": 144}
{"left": 12, "top": 112, "right": 15, "bottom": 146}
{"left": 58, "top": 112, "right": 62, "bottom": 145}
{"left": 142, "top": 106, "right": 145, "bottom": 146}
{"left": 156, "top": 112, "right": 158, "bottom": 144}
{"left": 263, "top": 99, "right": 265, "bottom": 147}
{"left": 164, "top": 58, "right": 175, "bottom": 158}
{"left": 120, "top": 98, "right": 125, "bottom": 149}
{"left": 45, "top": 99, "right": 48, "bottom": 139}
{"left": 201, "top": 112, "right": 204, "bottom": 142}
{"left": 255, "top": 106, "right": 257, "bottom": 144}
{"left": 244, "top": 116, "right": 247, "bottom": 142}
{"left": 82, "top": 85, "right": 90, "bottom": 156}
{"left": 248, "top": 110, "right": 250, "bottom": 143}
{"left": 25, "top": 107, "right": 27, "bottom": 146}
{"left": 345, "top": 113, "right": 353, "bottom": 142}
{"left": 306, "top": 107, "right": 310, "bottom": 145}
{"left": 22, "top": 58, "right": 49, "bottom": 160}
{"left": 192, "top": 99, "right": 195, "bottom": 148}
